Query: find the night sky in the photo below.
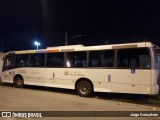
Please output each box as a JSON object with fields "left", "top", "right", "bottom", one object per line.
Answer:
{"left": 0, "top": 0, "right": 160, "bottom": 52}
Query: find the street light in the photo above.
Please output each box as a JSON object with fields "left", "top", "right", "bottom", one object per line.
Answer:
{"left": 65, "top": 32, "right": 82, "bottom": 45}
{"left": 34, "top": 41, "right": 40, "bottom": 50}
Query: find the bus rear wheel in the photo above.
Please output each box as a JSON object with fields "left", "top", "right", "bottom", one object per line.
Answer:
{"left": 76, "top": 81, "right": 93, "bottom": 97}
{"left": 14, "top": 77, "right": 24, "bottom": 88}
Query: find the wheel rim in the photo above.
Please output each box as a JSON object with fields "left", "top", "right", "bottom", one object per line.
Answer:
{"left": 79, "top": 84, "right": 88, "bottom": 94}
{"left": 17, "top": 80, "right": 22, "bottom": 86}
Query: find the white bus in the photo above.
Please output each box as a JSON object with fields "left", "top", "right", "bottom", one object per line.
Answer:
{"left": 1, "top": 42, "right": 160, "bottom": 97}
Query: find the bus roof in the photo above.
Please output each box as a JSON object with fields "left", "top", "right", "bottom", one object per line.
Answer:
{"left": 7, "top": 42, "right": 154, "bottom": 54}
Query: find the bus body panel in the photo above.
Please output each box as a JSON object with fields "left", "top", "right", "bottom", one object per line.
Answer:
{"left": 2, "top": 69, "right": 14, "bottom": 83}
{"left": 2, "top": 67, "right": 159, "bottom": 95}
{"left": 2, "top": 68, "right": 87, "bottom": 89}
{"left": 87, "top": 69, "right": 153, "bottom": 94}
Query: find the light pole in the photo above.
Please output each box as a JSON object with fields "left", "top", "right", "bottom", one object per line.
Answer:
{"left": 65, "top": 32, "right": 82, "bottom": 45}
{"left": 34, "top": 41, "right": 40, "bottom": 50}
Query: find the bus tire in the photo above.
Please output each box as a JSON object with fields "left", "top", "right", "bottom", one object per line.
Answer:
{"left": 14, "top": 77, "right": 24, "bottom": 88}
{"left": 76, "top": 81, "right": 93, "bottom": 97}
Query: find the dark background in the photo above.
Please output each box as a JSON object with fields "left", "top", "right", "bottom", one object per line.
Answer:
{"left": 0, "top": 0, "right": 160, "bottom": 52}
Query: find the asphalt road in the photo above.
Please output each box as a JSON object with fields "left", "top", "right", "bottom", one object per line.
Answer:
{"left": 0, "top": 84, "right": 160, "bottom": 120}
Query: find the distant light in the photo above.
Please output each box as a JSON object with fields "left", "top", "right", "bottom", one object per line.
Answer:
{"left": 34, "top": 41, "right": 40, "bottom": 50}
{"left": 34, "top": 41, "right": 40, "bottom": 46}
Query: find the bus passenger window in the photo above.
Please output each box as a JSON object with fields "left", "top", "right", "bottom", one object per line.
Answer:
{"left": 30, "top": 53, "right": 45, "bottom": 67}
{"left": 66, "top": 52, "right": 87, "bottom": 68}
{"left": 47, "top": 53, "right": 64, "bottom": 67}
{"left": 89, "top": 50, "right": 114, "bottom": 67}
{"left": 15, "top": 54, "right": 28, "bottom": 68}
{"left": 139, "top": 55, "right": 150, "bottom": 68}
{"left": 117, "top": 48, "right": 150, "bottom": 69}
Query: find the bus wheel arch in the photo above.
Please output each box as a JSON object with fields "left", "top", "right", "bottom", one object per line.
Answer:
{"left": 13, "top": 74, "right": 24, "bottom": 88}
{"left": 75, "top": 78, "right": 94, "bottom": 97}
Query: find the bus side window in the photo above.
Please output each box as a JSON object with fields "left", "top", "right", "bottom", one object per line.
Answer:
{"left": 139, "top": 55, "right": 150, "bottom": 68}
{"left": 89, "top": 50, "right": 114, "bottom": 67}
{"left": 66, "top": 52, "right": 87, "bottom": 68}
{"left": 89, "top": 51, "right": 101, "bottom": 67}
{"left": 117, "top": 48, "right": 151, "bottom": 69}
{"left": 30, "top": 53, "right": 45, "bottom": 67}
{"left": 47, "top": 53, "right": 64, "bottom": 67}
{"left": 15, "top": 54, "right": 28, "bottom": 68}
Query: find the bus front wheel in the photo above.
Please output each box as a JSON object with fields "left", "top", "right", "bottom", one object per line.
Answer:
{"left": 14, "top": 77, "right": 24, "bottom": 88}
{"left": 76, "top": 81, "right": 93, "bottom": 97}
